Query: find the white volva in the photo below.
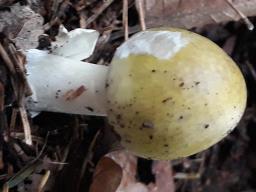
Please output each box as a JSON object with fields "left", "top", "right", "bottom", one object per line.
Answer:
{"left": 115, "top": 31, "right": 189, "bottom": 60}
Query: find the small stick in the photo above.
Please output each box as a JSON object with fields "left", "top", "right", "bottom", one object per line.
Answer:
{"left": 76, "top": 1, "right": 87, "bottom": 28}
{"left": 43, "top": 17, "right": 60, "bottom": 31}
{"left": 0, "top": 150, "right": 4, "bottom": 170}
{"left": 246, "top": 61, "right": 256, "bottom": 81}
{"left": 225, "top": 0, "right": 254, "bottom": 30}
{"left": 2, "top": 183, "right": 9, "bottom": 192}
{"left": 79, "top": 11, "right": 87, "bottom": 28}
{"left": 174, "top": 172, "right": 200, "bottom": 180}
{"left": 8, "top": 44, "right": 32, "bottom": 97}
{"left": 9, "top": 109, "right": 18, "bottom": 131}
{"left": 7, "top": 108, "right": 18, "bottom": 142}
{"left": 136, "top": 0, "right": 146, "bottom": 31}
{"left": 78, "top": 130, "right": 101, "bottom": 190}
{"left": 85, "top": 0, "right": 115, "bottom": 27}
{"left": 19, "top": 106, "right": 32, "bottom": 145}
{"left": 123, "top": 0, "right": 129, "bottom": 40}
{"left": 57, "top": 141, "right": 71, "bottom": 171}
{"left": 37, "top": 170, "right": 50, "bottom": 192}
{"left": 1, "top": 39, "right": 33, "bottom": 146}
{"left": 0, "top": 43, "right": 15, "bottom": 75}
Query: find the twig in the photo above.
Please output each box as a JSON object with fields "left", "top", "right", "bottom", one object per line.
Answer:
{"left": 57, "top": 141, "right": 71, "bottom": 171}
{"left": 37, "top": 170, "right": 50, "bottom": 192}
{"left": 85, "top": 0, "right": 115, "bottom": 27}
{"left": 123, "top": 0, "right": 129, "bottom": 40}
{"left": 0, "top": 43, "right": 15, "bottom": 75}
{"left": 2, "top": 183, "right": 9, "bottom": 192}
{"left": 0, "top": 78, "right": 5, "bottom": 164}
{"left": 210, "top": 14, "right": 220, "bottom": 23}
{"left": 174, "top": 172, "right": 201, "bottom": 180}
{"left": 0, "top": 150, "right": 4, "bottom": 170}
{"left": 8, "top": 44, "right": 32, "bottom": 97}
{"left": 75, "top": 0, "right": 87, "bottom": 28}
{"left": 19, "top": 107, "right": 32, "bottom": 145}
{"left": 0, "top": 81, "right": 4, "bottom": 112}
{"left": 225, "top": 0, "right": 254, "bottom": 30}
{"left": 197, "top": 152, "right": 207, "bottom": 176}
{"left": 0, "top": 48, "right": 18, "bottom": 113}
{"left": 79, "top": 11, "right": 87, "bottom": 28}
{"left": 35, "top": 132, "right": 50, "bottom": 161}
{"left": 110, "top": 25, "right": 141, "bottom": 41}
{"left": 1, "top": 42, "right": 33, "bottom": 145}
{"left": 9, "top": 109, "right": 18, "bottom": 131}
{"left": 78, "top": 130, "right": 101, "bottom": 190}
{"left": 46, "top": 161, "right": 68, "bottom": 165}
{"left": 43, "top": 17, "right": 60, "bottom": 31}
{"left": 246, "top": 61, "right": 256, "bottom": 81}
{"left": 7, "top": 164, "right": 13, "bottom": 177}
{"left": 136, "top": 0, "right": 146, "bottom": 30}
{"left": 10, "top": 132, "right": 44, "bottom": 144}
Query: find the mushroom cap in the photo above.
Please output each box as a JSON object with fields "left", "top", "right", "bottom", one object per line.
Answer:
{"left": 106, "top": 28, "right": 247, "bottom": 160}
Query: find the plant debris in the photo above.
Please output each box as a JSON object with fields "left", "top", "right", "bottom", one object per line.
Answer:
{"left": 1, "top": 0, "right": 256, "bottom": 192}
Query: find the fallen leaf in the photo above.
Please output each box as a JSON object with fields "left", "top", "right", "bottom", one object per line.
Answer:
{"left": 140, "top": 0, "right": 256, "bottom": 29}
{"left": 120, "top": 183, "right": 149, "bottom": 192}
{"left": 0, "top": 3, "right": 44, "bottom": 50}
{"left": 89, "top": 156, "right": 122, "bottom": 192}
{"left": 149, "top": 161, "right": 175, "bottom": 192}
{"left": 106, "top": 151, "right": 176, "bottom": 192}
{"left": 107, "top": 151, "right": 137, "bottom": 189}
{"left": 14, "top": 14, "right": 44, "bottom": 50}
{"left": 108, "top": 151, "right": 150, "bottom": 192}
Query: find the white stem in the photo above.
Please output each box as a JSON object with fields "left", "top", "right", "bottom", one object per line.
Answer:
{"left": 26, "top": 49, "right": 108, "bottom": 116}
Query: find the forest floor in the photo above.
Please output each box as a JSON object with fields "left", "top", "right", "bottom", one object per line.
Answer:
{"left": 1, "top": 0, "right": 256, "bottom": 192}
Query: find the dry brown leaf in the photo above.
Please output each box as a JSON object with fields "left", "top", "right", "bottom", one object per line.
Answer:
{"left": 108, "top": 151, "right": 151, "bottom": 192}
{"left": 95, "top": 151, "right": 176, "bottom": 192}
{"left": 107, "top": 151, "right": 139, "bottom": 191}
{"left": 141, "top": 0, "right": 256, "bottom": 29}
{"left": 89, "top": 156, "right": 122, "bottom": 192}
{"left": 0, "top": 3, "right": 43, "bottom": 50}
{"left": 149, "top": 161, "right": 175, "bottom": 192}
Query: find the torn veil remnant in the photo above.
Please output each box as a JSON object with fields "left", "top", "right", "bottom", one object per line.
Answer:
{"left": 115, "top": 31, "right": 188, "bottom": 60}
{"left": 51, "top": 25, "right": 100, "bottom": 60}
{"left": 26, "top": 27, "right": 247, "bottom": 160}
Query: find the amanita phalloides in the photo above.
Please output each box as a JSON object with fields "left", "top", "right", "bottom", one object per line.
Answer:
{"left": 26, "top": 27, "right": 247, "bottom": 160}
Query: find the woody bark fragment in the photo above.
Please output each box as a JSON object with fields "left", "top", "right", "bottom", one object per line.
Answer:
{"left": 143, "top": 0, "right": 256, "bottom": 29}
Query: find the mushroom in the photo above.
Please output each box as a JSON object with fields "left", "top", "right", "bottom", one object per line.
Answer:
{"left": 26, "top": 28, "right": 247, "bottom": 160}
